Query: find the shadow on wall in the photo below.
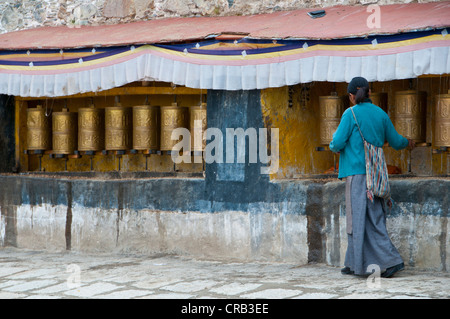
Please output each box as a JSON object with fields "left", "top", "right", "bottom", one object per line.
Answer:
{"left": 0, "top": 95, "right": 15, "bottom": 173}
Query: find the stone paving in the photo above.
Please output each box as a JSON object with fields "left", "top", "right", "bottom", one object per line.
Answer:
{"left": 0, "top": 247, "right": 449, "bottom": 300}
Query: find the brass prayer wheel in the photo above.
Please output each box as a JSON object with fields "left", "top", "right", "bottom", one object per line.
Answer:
{"left": 394, "top": 90, "right": 427, "bottom": 143}
{"left": 189, "top": 103, "right": 207, "bottom": 151}
{"left": 160, "top": 103, "right": 188, "bottom": 151}
{"left": 434, "top": 90, "right": 450, "bottom": 147}
{"left": 105, "top": 105, "right": 132, "bottom": 151}
{"left": 52, "top": 108, "right": 77, "bottom": 154}
{"left": 370, "top": 92, "right": 388, "bottom": 113}
{"left": 133, "top": 104, "right": 160, "bottom": 150}
{"left": 78, "top": 105, "right": 105, "bottom": 152}
{"left": 27, "top": 105, "right": 51, "bottom": 151}
{"left": 319, "top": 95, "right": 345, "bottom": 145}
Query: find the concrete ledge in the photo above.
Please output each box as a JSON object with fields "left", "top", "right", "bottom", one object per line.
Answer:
{"left": 0, "top": 175, "right": 448, "bottom": 271}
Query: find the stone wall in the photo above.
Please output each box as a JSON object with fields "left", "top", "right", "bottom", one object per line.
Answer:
{"left": 0, "top": 0, "right": 441, "bottom": 34}
{"left": 0, "top": 174, "right": 448, "bottom": 271}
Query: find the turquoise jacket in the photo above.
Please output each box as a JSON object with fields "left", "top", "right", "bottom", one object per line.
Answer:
{"left": 329, "top": 101, "right": 409, "bottom": 179}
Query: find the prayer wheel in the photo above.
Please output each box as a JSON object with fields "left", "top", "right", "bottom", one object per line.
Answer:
{"left": 370, "top": 92, "right": 388, "bottom": 113}
{"left": 52, "top": 108, "right": 77, "bottom": 155}
{"left": 105, "top": 105, "right": 132, "bottom": 151}
{"left": 394, "top": 90, "right": 427, "bottom": 143}
{"left": 133, "top": 104, "right": 160, "bottom": 151}
{"left": 434, "top": 90, "right": 450, "bottom": 147}
{"left": 27, "top": 105, "right": 51, "bottom": 151}
{"left": 189, "top": 103, "right": 207, "bottom": 152}
{"left": 160, "top": 103, "right": 188, "bottom": 152}
{"left": 78, "top": 105, "right": 104, "bottom": 152}
{"left": 319, "top": 95, "right": 345, "bottom": 145}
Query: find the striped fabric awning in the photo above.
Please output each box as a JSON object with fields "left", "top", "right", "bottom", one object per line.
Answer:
{"left": 1, "top": 29, "right": 449, "bottom": 96}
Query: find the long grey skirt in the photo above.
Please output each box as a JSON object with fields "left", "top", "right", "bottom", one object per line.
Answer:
{"left": 344, "top": 174, "right": 403, "bottom": 275}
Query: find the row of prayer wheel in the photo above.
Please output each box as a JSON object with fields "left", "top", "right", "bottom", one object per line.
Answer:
{"left": 26, "top": 102, "right": 207, "bottom": 154}
{"left": 318, "top": 90, "right": 450, "bottom": 147}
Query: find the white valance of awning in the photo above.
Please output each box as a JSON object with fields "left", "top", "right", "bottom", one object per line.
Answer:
{"left": 1, "top": 1, "right": 449, "bottom": 97}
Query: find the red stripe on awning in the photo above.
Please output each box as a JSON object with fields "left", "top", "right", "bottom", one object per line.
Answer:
{"left": 0, "top": 2, "right": 449, "bottom": 50}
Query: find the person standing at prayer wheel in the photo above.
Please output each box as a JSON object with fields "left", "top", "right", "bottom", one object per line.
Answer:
{"left": 329, "top": 77, "right": 415, "bottom": 278}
